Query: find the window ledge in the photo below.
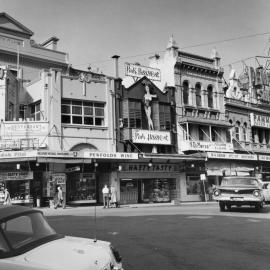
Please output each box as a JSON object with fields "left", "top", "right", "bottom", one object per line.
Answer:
{"left": 62, "top": 124, "right": 108, "bottom": 130}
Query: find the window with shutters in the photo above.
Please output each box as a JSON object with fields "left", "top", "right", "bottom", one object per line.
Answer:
{"left": 159, "top": 104, "right": 171, "bottom": 130}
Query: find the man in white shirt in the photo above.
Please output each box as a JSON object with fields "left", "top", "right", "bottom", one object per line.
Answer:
{"left": 102, "top": 184, "right": 109, "bottom": 208}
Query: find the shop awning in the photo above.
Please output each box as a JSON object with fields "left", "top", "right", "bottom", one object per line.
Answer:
{"left": 36, "top": 158, "right": 92, "bottom": 164}
{"left": 179, "top": 117, "right": 232, "bottom": 127}
{"left": 0, "top": 157, "right": 36, "bottom": 163}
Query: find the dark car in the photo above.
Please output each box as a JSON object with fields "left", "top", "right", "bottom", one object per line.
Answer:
{"left": 213, "top": 176, "right": 264, "bottom": 212}
{"left": 0, "top": 205, "right": 123, "bottom": 270}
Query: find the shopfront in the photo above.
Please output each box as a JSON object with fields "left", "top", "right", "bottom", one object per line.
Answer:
{"left": 66, "top": 172, "right": 96, "bottom": 204}
{"left": 0, "top": 171, "right": 34, "bottom": 206}
{"left": 118, "top": 163, "right": 180, "bottom": 204}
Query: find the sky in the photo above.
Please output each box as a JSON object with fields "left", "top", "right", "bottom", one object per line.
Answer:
{"left": 1, "top": 0, "right": 270, "bottom": 78}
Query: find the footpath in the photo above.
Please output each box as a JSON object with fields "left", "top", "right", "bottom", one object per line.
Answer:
{"left": 39, "top": 201, "right": 217, "bottom": 216}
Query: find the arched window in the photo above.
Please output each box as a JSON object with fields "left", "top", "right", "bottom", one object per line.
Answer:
{"left": 235, "top": 121, "right": 241, "bottom": 141}
{"left": 195, "top": 83, "right": 201, "bottom": 107}
{"left": 242, "top": 122, "right": 247, "bottom": 142}
{"left": 183, "top": 81, "right": 189, "bottom": 105}
{"left": 226, "top": 120, "right": 233, "bottom": 142}
{"left": 207, "top": 85, "right": 213, "bottom": 108}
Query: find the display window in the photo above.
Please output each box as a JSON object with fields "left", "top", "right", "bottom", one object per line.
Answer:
{"left": 67, "top": 173, "right": 96, "bottom": 203}
{"left": 3, "top": 180, "right": 33, "bottom": 205}
{"left": 141, "top": 179, "right": 176, "bottom": 203}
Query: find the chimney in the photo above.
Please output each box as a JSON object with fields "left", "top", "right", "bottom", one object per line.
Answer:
{"left": 112, "top": 55, "right": 120, "bottom": 78}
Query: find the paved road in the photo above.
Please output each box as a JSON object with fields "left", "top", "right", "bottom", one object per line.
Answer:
{"left": 44, "top": 203, "right": 270, "bottom": 270}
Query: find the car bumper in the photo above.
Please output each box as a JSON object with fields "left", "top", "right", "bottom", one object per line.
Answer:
{"left": 214, "top": 196, "right": 263, "bottom": 202}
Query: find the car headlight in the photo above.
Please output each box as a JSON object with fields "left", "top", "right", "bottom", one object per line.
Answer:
{"left": 213, "top": 189, "right": 221, "bottom": 196}
{"left": 253, "top": 190, "right": 260, "bottom": 197}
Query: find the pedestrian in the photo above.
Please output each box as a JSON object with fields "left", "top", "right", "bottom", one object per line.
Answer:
{"left": 110, "top": 185, "right": 117, "bottom": 208}
{"left": 54, "top": 186, "right": 64, "bottom": 209}
{"left": 4, "top": 188, "right": 11, "bottom": 205}
{"left": 102, "top": 184, "right": 109, "bottom": 208}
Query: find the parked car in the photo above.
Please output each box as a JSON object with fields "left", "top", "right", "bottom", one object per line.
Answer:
{"left": 0, "top": 205, "right": 123, "bottom": 270}
{"left": 213, "top": 176, "right": 264, "bottom": 212}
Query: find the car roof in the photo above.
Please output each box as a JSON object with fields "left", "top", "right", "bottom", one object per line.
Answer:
{"left": 0, "top": 205, "right": 42, "bottom": 221}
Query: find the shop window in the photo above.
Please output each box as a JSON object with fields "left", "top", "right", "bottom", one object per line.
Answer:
{"left": 61, "top": 99, "right": 105, "bottom": 126}
{"left": 66, "top": 173, "right": 96, "bottom": 202}
{"left": 29, "top": 101, "right": 41, "bottom": 121}
{"left": 159, "top": 104, "right": 171, "bottom": 130}
{"left": 207, "top": 85, "right": 213, "bottom": 108}
{"left": 183, "top": 81, "right": 189, "bottom": 105}
{"left": 195, "top": 83, "right": 202, "bottom": 107}
{"left": 141, "top": 179, "right": 176, "bottom": 203}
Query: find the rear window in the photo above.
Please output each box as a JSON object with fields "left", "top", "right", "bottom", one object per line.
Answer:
{"left": 221, "top": 178, "right": 259, "bottom": 186}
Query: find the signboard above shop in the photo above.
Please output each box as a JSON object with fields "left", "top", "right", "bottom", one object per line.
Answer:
{"left": 180, "top": 141, "right": 233, "bottom": 152}
{"left": 125, "top": 63, "right": 161, "bottom": 81}
{"left": 250, "top": 113, "right": 270, "bottom": 129}
{"left": 207, "top": 152, "right": 257, "bottom": 160}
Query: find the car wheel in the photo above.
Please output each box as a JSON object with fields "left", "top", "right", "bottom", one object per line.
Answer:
{"left": 255, "top": 202, "right": 263, "bottom": 212}
{"left": 219, "top": 202, "right": 225, "bottom": 212}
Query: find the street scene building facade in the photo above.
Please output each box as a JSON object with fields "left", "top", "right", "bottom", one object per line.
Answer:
{"left": 1, "top": 13, "right": 270, "bottom": 206}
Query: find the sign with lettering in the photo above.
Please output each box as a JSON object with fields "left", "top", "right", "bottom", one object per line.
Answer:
{"left": 3, "top": 122, "right": 48, "bottom": 134}
{"left": 0, "top": 150, "right": 37, "bottom": 159}
{"left": 207, "top": 152, "right": 257, "bottom": 160}
{"left": 37, "top": 151, "right": 78, "bottom": 158}
{"left": 120, "top": 163, "right": 179, "bottom": 172}
{"left": 125, "top": 63, "right": 161, "bottom": 81}
{"left": 83, "top": 152, "right": 138, "bottom": 159}
{"left": 65, "top": 166, "right": 80, "bottom": 173}
{"left": 0, "top": 171, "right": 33, "bottom": 181}
{"left": 79, "top": 72, "right": 106, "bottom": 84}
{"left": 250, "top": 113, "right": 270, "bottom": 129}
{"left": 52, "top": 173, "right": 66, "bottom": 185}
{"left": 180, "top": 141, "right": 233, "bottom": 152}
{"left": 132, "top": 129, "right": 171, "bottom": 145}
{"left": 258, "top": 155, "right": 270, "bottom": 161}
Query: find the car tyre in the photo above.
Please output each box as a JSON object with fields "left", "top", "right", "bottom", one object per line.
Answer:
{"left": 219, "top": 202, "right": 225, "bottom": 212}
{"left": 255, "top": 202, "right": 263, "bottom": 212}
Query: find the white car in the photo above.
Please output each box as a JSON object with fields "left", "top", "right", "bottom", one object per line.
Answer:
{"left": 0, "top": 205, "right": 123, "bottom": 270}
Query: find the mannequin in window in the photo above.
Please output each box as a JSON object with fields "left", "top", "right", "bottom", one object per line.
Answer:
{"left": 143, "top": 84, "right": 157, "bottom": 130}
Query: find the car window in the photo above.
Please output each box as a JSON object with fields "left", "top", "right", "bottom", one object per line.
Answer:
{"left": 2, "top": 213, "right": 56, "bottom": 250}
{"left": 221, "top": 178, "right": 258, "bottom": 186}
{"left": 0, "top": 232, "right": 9, "bottom": 253}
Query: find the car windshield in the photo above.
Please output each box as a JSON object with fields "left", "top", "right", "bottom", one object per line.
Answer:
{"left": 221, "top": 178, "right": 259, "bottom": 186}
{"left": 1, "top": 212, "right": 56, "bottom": 250}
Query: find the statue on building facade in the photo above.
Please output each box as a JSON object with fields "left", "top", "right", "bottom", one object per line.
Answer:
{"left": 143, "top": 83, "right": 157, "bottom": 130}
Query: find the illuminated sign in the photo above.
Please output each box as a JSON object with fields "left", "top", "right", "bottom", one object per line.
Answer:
{"left": 125, "top": 63, "right": 161, "bottom": 81}
{"left": 180, "top": 141, "right": 233, "bottom": 152}
{"left": 120, "top": 163, "right": 179, "bottom": 172}
{"left": 132, "top": 129, "right": 171, "bottom": 145}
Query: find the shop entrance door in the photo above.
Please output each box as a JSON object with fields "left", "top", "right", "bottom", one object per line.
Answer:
{"left": 120, "top": 179, "right": 138, "bottom": 204}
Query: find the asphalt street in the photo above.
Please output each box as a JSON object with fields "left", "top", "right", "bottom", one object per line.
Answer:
{"left": 43, "top": 203, "right": 270, "bottom": 270}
